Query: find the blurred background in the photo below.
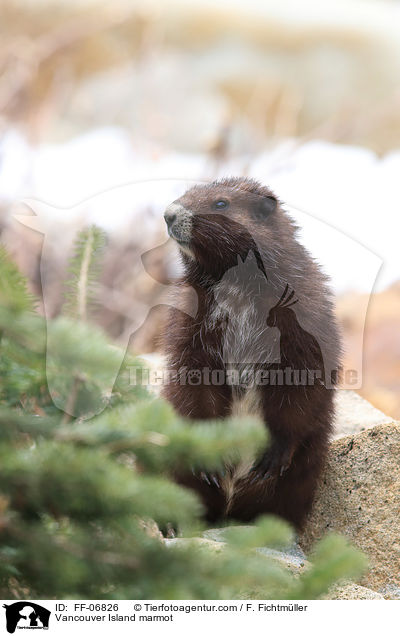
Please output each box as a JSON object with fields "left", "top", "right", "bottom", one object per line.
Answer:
{"left": 0, "top": 0, "right": 399, "bottom": 418}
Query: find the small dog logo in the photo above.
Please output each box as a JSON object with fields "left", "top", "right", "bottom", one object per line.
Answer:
{"left": 3, "top": 602, "right": 50, "bottom": 634}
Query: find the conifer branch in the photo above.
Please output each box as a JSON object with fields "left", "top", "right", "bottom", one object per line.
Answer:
{"left": 64, "top": 225, "right": 106, "bottom": 321}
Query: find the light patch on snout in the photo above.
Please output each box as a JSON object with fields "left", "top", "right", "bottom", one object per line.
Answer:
{"left": 165, "top": 202, "right": 193, "bottom": 246}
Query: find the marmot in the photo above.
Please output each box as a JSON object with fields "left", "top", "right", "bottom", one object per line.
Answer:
{"left": 162, "top": 177, "right": 341, "bottom": 530}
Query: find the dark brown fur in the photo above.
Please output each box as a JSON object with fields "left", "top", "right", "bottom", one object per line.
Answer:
{"left": 161, "top": 177, "right": 341, "bottom": 530}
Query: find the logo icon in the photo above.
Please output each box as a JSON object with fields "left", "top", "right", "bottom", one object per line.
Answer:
{"left": 3, "top": 602, "right": 50, "bottom": 633}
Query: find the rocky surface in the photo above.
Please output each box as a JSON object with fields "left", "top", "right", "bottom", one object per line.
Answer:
{"left": 324, "top": 584, "right": 384, "bottom": 600}
{"left": 166, "top": 530, "right": 308, "bottom": 575}
{"left": 203, "top": 527, "right": 308, "bottom": 574}
{"left": 165, "top": 537, "right": 224, "bottom": 552}
{"left": 333, "top": 390, "right": 392, "bottom": 439}
{"left": 301, "top": 421, "right": 400, "bottom": 592}
{"left": 379, "top": 585, "right": 400, "bottom": 599}
{"left": 167, "top": 527, "right": 390, "bottom": 599}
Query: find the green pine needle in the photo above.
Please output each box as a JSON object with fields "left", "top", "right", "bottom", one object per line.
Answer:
{"left": 0, "top": 245, "right": 35, "bottom": 313}
{"left": 63, "top": 225, "right": 106, "bottom": 321}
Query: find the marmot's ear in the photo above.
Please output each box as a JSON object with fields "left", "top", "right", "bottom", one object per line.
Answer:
{"left": 260, "top": 195, "right": 277, "bottom": 215}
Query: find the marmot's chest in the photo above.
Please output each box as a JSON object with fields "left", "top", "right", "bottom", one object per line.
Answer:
{"left": 230, "top": 385, "right": 264, "bottom": 418}
{"left": 205, "top": 296, "right": 280, "bottom": 366}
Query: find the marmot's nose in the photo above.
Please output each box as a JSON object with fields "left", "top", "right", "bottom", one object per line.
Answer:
{"left": 164, "top": 209, "right": 177, "bottom": 228}
{"left": 164, "top": 203, "right": 190, "bottom": 227}
{"left": 164, "top": 202, "right": 192, "bottom": 243}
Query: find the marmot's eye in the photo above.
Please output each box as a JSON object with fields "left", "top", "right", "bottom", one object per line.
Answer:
{"left": 213, "top": 199, "right": 229, "bottom": 210}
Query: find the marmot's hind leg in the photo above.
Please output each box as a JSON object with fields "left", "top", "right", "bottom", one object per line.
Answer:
{"left": 227, "top": 431, "right": 328, "bottom": 530}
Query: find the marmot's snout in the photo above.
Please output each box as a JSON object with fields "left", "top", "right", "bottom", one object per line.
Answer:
{"left": 164, "top": 202, "right": 192, "bottom": 244}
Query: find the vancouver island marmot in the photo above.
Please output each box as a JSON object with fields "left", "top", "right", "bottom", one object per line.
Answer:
{"left": 162, "top": 177, "right": 341, "bottom": 530}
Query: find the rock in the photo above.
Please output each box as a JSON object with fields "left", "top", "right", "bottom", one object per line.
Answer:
{"left": 166, "top": 527, "right": 308, "bottom": 577}
{"left": 301, "top": 422, "right": 400, "bottom": 591}
{"left": 202, "top": 527, "right": 236, "bottom": 543}
{"left": 255, "top": 546, "right": 308, "bottom": 574}
{"left": 379, "top": 584, "right": 400, "bottom": 600}
{"left": 324, "top": 583, "right": 384, "bottom": 600}
{"left": 203, "top": 527, "right": 308, "bottom": 574}
{"left": 333, "top": 390, "right": 392, "bottom": 439}
{"left": 164, "top": 537, "right": 224, "bottom": 552}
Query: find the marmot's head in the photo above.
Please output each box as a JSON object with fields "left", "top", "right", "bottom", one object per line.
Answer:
{"left": 164, "top": 177, "right": 282, "bottom": 276}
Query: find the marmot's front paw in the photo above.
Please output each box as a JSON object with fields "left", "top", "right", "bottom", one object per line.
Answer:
{"left": 250, "top": 447, "right": 294, "bottom": 482}
{"left": 191, "top": 467, "right": 222, "bottom": 488}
